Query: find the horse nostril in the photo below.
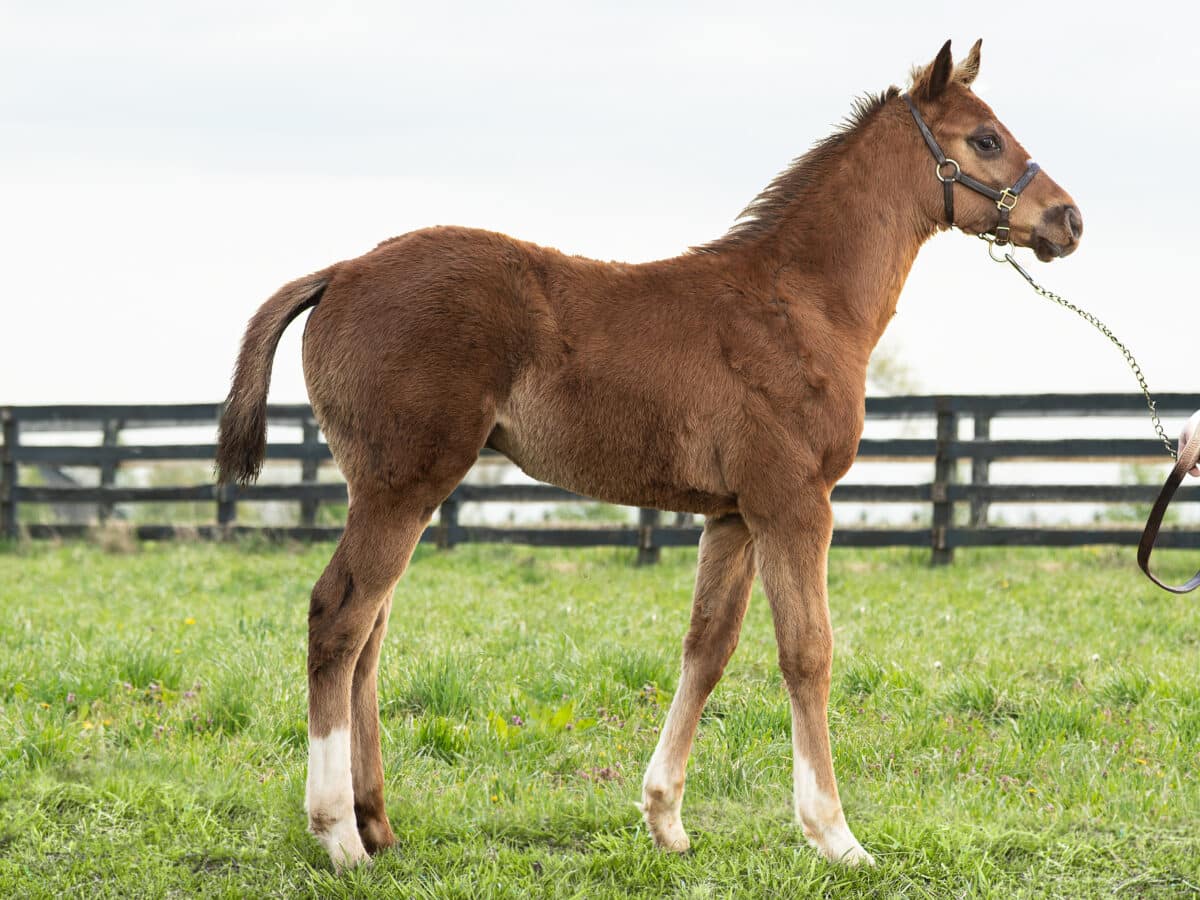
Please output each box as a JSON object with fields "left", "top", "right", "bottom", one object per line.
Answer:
{"left": 1064, "top": 206, "right": 1083, "bottom": 241}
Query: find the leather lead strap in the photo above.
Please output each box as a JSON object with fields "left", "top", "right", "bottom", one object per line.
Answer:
{"left": 903, "top": 89, "right": 1195, "bottom": 592}
{"left": 1138, "top": 430, "right": 1200, "bottom": 593}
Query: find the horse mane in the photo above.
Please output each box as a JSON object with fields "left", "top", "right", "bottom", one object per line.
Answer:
{"left": 692, "top": 86, "right": 900, "bottom": 254}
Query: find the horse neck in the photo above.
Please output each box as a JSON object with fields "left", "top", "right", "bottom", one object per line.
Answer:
{"left": 736, "top": 106, "right": 939, "bottom": 350}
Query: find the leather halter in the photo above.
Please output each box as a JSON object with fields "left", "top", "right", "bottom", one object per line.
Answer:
{"left": 1138, "top": 428, "right": 1200, "bottom": 593}
{"left": 902, "top": 93, "right": 1041, "bottom": 246}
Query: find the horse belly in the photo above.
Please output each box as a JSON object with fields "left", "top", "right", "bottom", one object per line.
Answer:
{"left": 489, "top": 378, "right": 736, "bottom": 516}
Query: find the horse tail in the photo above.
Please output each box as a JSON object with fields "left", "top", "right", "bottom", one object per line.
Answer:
{"left": 216, "top": 269, "right": 331, "bottom": 485}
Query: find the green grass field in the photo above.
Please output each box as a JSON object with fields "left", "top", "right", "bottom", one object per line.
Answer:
{"left": 1, "top": 540, "right": 1197, "bottom": 898}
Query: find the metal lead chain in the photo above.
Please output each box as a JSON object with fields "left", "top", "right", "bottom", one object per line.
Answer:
{"left": 981, "top": 235, "right": 1177, "bottom": 460}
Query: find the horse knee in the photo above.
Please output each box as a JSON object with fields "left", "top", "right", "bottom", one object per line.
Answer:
{"left": 681, "top": 629, "right": 738, "bottom": 694}
{"left": 777, "top": 628, "right": 833, "bottom": 692}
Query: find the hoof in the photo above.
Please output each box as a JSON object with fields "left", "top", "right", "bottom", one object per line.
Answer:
{"left": 329, "top": 840, "right": 371, "bottom": 872}
{"left": 804, "top": 823, "right": 874, "bottom": 867}
{"left": 637, "top": 798, "right": 691, "bottom": 853}
{"left": 358, "top": 816, "right": 397, "bottom": 857}
{"left": 831, "top": 843, "right": 874, "bottom": 867}
{"left": 653, "top": 829, "right": 692, "bottom": 854}
{"left": 311, "top": 813, "right": 370, "bottom": 871}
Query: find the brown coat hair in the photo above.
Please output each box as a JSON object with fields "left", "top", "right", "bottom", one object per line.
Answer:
{"left": 217, "top": 39, "right": 1081, "bottom": 869}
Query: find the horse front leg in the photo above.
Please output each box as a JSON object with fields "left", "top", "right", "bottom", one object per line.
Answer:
{"left": 750, "top": 489, "right": 873, "bottom": 866}
{"left": 641, "top": 513, "right": 756, "bottom": 851}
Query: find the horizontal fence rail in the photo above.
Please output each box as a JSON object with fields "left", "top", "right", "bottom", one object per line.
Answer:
{"left": 3, "top": 394, "right": 1199, "bottom": 564}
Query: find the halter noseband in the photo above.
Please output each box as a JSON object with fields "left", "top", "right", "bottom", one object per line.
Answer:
{"left": 901, "top": 93, "right": 1040, "bottom": 246}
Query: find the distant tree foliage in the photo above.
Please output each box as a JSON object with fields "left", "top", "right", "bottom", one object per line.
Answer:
{"left": 867, "top": 343, "right": 920, "bottom": 396}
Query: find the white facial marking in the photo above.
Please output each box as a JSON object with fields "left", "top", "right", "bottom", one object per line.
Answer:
{"left": 306, "top": 727, "right": 368, "bottom": 867}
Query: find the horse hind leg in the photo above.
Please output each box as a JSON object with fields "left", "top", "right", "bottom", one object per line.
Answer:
{"left": 641, "top": 514, "right": 756, "bottom": 851}
{"left": 304, "top": 490, "right": 429, "bottom": 869}
{"left": 350, "top": 595, "right": 395, "bottom": 854}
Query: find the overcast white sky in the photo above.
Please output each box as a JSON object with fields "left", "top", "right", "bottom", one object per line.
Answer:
{"left": 3, "top": 2, "right": 1198, "bottom": 407}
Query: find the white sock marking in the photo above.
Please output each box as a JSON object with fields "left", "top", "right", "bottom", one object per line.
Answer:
{"left": 793, "top": 748, "right": 873, "bottom": 866}
{"left": 640, "top": 680, "right": 698, "bottom": 851}
{"left": 306, "top": 727, "right": 368, "bottom": 867}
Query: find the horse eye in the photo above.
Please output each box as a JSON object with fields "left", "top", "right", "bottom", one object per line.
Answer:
{"left": 973, "top": 134, "right": 1001, "bottom": 153}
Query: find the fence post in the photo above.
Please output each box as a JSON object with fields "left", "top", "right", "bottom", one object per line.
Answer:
{"left": 438, "top": 491, "right": 460, "bottom": 550}
{"left": 931, "top": 406, "right": 957, "bottom": 566}
{"left": 969, "top": 413, "right": 991, "bottom": 529}
{"left": 98, "top": 418, "right": 122, "bottom": 524}
{"left": 300, "top": 417, "right": 320, "bottom": 527}
{"left": 1, "top": 409, "right": 17, "bottom": 540}
{"left": 637, "top": 508, "right": 661, "bottom": 566}
{"left": 216, "top": 483, "right": 237, "bottom": 530}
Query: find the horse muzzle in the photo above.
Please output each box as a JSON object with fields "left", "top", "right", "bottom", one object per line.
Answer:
{"left": 1032, "top": 204, "right": 1083, "bottom": 261}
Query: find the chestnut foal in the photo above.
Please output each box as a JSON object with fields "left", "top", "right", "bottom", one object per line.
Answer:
{"left": 217, "top": 40, "right": 1082, "bottom": 868}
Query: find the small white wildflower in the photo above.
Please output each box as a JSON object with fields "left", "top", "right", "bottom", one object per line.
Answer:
{"left": 933, "top": 661, "right": 943, "bottom": 670}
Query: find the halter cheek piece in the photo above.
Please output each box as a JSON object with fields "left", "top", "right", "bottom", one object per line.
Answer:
{"left": 901, "top": 93, "right": 1041, "bottom": 246}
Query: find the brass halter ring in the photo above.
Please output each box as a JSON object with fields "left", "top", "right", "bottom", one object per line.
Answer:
{"left": 935, "top": 159, "right": 960, "bottom": 183}
{"left": 903, "top": 93, "right": 1040, "bottom": 247}
{"left": 979, "top": 232, "right": 1012, "bottom": 263}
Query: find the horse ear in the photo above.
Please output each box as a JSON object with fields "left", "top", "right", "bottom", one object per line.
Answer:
{"left": 956, "top": 38, "right": 982, "bottom": 86}
{"left": 916, "top": 39, "right": 954, "bottom": 101}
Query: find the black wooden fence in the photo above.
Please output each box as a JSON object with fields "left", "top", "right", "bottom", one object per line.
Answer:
{"left": 3, "top": 394, "right": 1199, "bottom": 564}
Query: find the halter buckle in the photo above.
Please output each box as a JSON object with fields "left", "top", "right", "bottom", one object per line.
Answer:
{"left": 993, "top": 223, "right": 1011, "bottom": 246}
{"left": 935, "top": 159, "right": 960, "bottom": 183}
{"left": 996, "top": 189, "right": 1019, "bottom": 212}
